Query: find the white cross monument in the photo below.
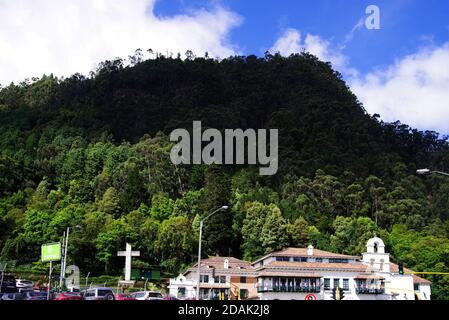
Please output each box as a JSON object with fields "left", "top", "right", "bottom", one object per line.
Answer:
{"left": 117, "top": 243, "right": 140, "bottom": 282}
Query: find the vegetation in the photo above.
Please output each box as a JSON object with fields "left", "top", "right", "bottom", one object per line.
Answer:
{"left": 1, "top": 51, "right": 449, "bottom": 299}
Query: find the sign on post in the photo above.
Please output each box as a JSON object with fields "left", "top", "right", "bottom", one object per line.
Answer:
{"left": 41, "top": 243, "right": 61, "bottom": 262}
{"left": 41, "top": 242, "right": 61, "bottom": 300}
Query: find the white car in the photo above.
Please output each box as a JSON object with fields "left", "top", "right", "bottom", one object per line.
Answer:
{"left": 131, "top": 291, "right": 163, "bottom": 300}
{"left": 83, "top": 287, "right": 115, "bottom": 300}
{"left": 16, "top": 279, "right": 33, "bottom": 292}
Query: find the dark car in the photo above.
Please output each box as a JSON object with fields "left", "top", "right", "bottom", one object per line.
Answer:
{"left": 0, "top": 292, "right": 23, "bottom": 300}
{"left": 22, "top": 292, "right": 48, "bottom": 301}
{"left": 0, "top": 274, "right": 17, "bottom": 293}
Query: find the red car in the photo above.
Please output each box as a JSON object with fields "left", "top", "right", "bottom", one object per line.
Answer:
{"left": 53, "top": 292, "right": 84, "bottom": 300}
{"left": 117, "top": 293, "right": 136, "bottom": 301}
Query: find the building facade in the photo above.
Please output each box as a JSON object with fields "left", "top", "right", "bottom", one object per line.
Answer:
{"left": 168, "top": 256, "right": 258, "bottom": 300}
{"left": 168, "top": 237, "right": 431, "bottom": 300}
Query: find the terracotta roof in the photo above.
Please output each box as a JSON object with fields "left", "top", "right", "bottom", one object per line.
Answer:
{"left": 390, "top": 263, "right": 432, "bottom": 284}
{"left": 354, "top": 273, "right": 385, "bottom": 280}
{"left": 258, "top": 271, "right": 321, "bottom": 278}
{"left": 194, "top": 283, "right": 231, "bottom": 289}
{"left": 259, "top": 261, "right": 368, "bottom": 272}
{"left": 195, "top": 256, "right": 252, "bottom": 269}
{"left": 252, "top": 247, "right": 359, "bottom": 265}
{"left": 273, "top": 247, "right": 359, "bottom": 259}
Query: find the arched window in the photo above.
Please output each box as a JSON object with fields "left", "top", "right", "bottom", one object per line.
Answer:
{"left": 374, "top": 242, "right": 378, "bottom": 253}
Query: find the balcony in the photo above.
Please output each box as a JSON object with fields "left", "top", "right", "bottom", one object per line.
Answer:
{"left": 356, "top": 288, "right": 385, "bottom": 295}
{"left": 258, "top": 286, "right": 321, "bottom": 293}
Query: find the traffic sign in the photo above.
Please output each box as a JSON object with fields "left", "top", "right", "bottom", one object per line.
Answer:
{"left": 304, "top": 294, "right": 317, "bottom": 300}
{"left": 41, "top": 242, "right": 61, "bottom": 262}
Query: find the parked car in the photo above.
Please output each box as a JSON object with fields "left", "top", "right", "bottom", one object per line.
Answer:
{"left": 163, "top": 295, "right": 179, "bottom": 300}
{"left": 131, "top": 291, "right": 163, "bottom": 301}
{"left": 53, "top": 292, "right": 84, "bottom": 300}
{"left": 22, "top": 291, "right": 48, "bottom": 300}
{"left": 66, "top": 286, "right": 80, "bottom": 293}
{"left": 117, "top": 293, "right": 136, "bottom": 300}
{"left": 83, "top": 287, "right": 115, "bottom": 300}
{"left": 0, "top": 292, "right": 22, "bottom": 300}
{"left": 0, "top": 274, "right": 17, "bottom": 293}
{"left": 16, "top": 279, "right": 34, "bottom": 293}
{"left": 30, "top": 295, "right": 50, "bottom": 301}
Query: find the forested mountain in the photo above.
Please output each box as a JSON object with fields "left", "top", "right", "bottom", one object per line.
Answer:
{"left": 1, "top": 52, "right": 449, "bottom": 298}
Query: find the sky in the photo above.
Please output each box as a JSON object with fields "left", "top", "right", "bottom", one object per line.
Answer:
{"left": 1, "top": 0, "right": 449, "bottom": 133}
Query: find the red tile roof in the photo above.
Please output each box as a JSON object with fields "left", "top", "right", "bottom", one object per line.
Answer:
{"left": 389, "top": 263, "right": 432, "bottom": 284}
{"left": 186, "top": 257, "right": 254, "bottom": 274}
{"left": 259, "top": 261, "right": 368, "bottom": 272}
{"left": 354, "top": 273, "right": 385, "bottom": 280}
{"left": 252, "top": 247, "right": 359, "bottom": 265}
{"left": 273, "top": 247, "right": 360, "bottom": 259}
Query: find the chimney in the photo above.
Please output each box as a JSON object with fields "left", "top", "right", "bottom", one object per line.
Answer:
{"left": 307, "top": 245, "right": 314, "bottom": 256}
{"left": 224, "top": 259, "right": 229, "bottom": 269}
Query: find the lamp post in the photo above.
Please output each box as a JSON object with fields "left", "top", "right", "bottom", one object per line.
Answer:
{"left": 196, "top": 206, "right": 229, "bottom": 300}
{"left": 416, "top": 168, "right": 449, "bottom": 177}
{"left": 59, "top": 225, "right": 81, "bottom": 289}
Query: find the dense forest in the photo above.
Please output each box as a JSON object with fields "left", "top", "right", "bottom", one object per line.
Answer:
{"left": 1, "top": 51, "right": 449, "bottom": 299}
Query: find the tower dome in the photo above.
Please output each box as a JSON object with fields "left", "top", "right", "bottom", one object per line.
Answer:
{"left": 366, "top": 237, "right": 385, "bottom": 254}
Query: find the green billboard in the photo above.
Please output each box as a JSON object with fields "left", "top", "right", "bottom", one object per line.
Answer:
{"left": 41, "top": 242, "right": 61, "bottom": 262}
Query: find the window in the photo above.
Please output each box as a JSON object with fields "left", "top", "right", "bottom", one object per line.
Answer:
{"left": 315, "top": 258, "right": 323, "bottom": 262}
{"left": 214, "top": 276, "right": 225, "bottom": 283}
{"left": 98, "top": 289, "right": 112, "bottom": 297}
{"left": 414, "top": 284, "right": 419, "bottom": 291}
{"left": 178, "top": 287, "right": 186, "bottom": 298}
{"left": 240, "top": 289, "right": 248, "bottom": 299}
{"left": 329, "top": 258, "right": 349, "bottom": 263}
{"left": 333, "top": 278, "right": 340, "bottom": 289}
{"left": 200, "top": 275, "right": 209, "bottom": 283}
{"left": 293, "top": 257, "right": 307, "bottom": 262}
{"left": 240, "top": 277, "right": 247, "bottom": 283}
{"left": 324, "top": 278, "right": 331, "bottom": 290}
{"left": 276, "top": 256, "right": 290, "bottom": 262}
{"left": 343, "top": 279, "right": 349, "bottom": 290}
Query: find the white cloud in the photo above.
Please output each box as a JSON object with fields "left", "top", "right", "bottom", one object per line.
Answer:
{"left": 342, "top": 17, "right": 365, "bottom": 49}
{"left": 0, "top": 0, "right": 242, "bottom": 85}
{"left": 350, "top": 43, "right": 449, "bottom": 133}
{"left": 270, "top": 28, "right": 348, "bottom": 72}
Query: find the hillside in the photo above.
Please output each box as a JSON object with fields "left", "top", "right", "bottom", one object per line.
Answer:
{"left": 1, "top": 52, "right": 449, "bottom": 299}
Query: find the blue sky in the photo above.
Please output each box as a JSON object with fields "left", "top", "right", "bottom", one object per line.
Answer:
{"left": 0, "top": 0, "right": 448, "bottom": 133}
{"left": 154, "top": 0, "right": 449, "bottom": 73}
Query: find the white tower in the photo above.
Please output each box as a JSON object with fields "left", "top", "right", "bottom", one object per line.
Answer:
{"left": 362, "top": 237, "right": 390, "bottom": 273}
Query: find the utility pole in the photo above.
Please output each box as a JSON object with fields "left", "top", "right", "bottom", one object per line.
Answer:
{"left": 62, "top": 227, "right": 70, "bottom": 285}
{"left": 0, "top": 263, "right": 6, "bottom": 294}
{"left": 196, "top": 206, "right": 228, "bottom": 300}
{"left": 59, "top": 227, "right": 70, "bottom": 290}
{"left": 85, "top": 272, "right": 90, "bottom": 291}
{"left": 47, "top": 261, "right": 53, "bottom": 300}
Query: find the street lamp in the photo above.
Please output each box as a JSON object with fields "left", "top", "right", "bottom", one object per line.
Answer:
{"left": 196, "top": 205, "right": 229, "bottom": 300}
{"left": 416, "top": 168, "right": 449, "bottom": 177}
{"left": 60, "top": 225, "right": 82, "bottom": 289}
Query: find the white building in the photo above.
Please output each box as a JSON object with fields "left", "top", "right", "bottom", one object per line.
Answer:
{"left": 255, "top": 237, "right": 431, "bottom": 300}
{"left": 168, "top": 256, "right": 258, "bottom": 300}
{"left": 168, "top": 237, "right": 431, "bottom": 300}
